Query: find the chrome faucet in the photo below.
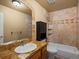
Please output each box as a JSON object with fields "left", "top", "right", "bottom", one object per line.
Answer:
{"left": 21, "top": 41, "right": 24, "bottom": 46}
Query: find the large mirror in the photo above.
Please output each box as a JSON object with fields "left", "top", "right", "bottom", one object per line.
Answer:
{"left": 0, "top": 0, "right": 32, "bottom": 43}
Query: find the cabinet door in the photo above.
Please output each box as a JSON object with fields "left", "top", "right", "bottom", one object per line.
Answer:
{"left": 42, "top": 46, "right": 48, "bottom": 59}
{"left": 30, "top": 50, "right": 41, "bottom": 59}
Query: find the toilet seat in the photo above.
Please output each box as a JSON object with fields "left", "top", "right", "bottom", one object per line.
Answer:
{"left": 47, "top": 45, "right": 58, "bottom": 53}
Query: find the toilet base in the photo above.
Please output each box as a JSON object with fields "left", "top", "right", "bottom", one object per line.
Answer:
{"left": 48, "top": 52, "right": 57, "bottom": 59}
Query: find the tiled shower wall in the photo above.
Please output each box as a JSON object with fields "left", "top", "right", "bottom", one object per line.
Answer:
{"left": 48, "top": 7, "right": 78, "bottom": 47}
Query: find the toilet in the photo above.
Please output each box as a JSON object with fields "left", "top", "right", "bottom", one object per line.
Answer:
{"left": 41, "top": 40, "right": 58, "bottom": 59}
{"left": 47, "top": 42, "right": 58, "bottom": 59}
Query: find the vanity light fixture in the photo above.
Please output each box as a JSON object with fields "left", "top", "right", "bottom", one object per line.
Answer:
{"left": 47, "top": 0, "right": 55, "bottom": 4}
{"left": 12, "top": 0, "right": 22, "bottom": 7}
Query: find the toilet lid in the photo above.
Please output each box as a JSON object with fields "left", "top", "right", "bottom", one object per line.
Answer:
{"left": 47, "top": 45, "right": 58, "bottom": 53}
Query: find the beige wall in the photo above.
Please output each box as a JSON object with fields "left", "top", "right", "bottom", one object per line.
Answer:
{"left": 77, "top": 1, "right": 79, "bottom": 48}
{"left": 22, "top": 0, "right": 48, "bottom": 22}
{"left": 22, "top": 0, "right": 48, "bottom": 40}
{"left": 0, "top": 5, "right": 32, "bottom": 42}
{"left": 48, "top": 7, "right": 77, "bottom": 47}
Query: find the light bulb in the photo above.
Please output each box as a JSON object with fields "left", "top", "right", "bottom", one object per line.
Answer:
{"left": 12, "top": 0, "right": 21, "bottom": 7}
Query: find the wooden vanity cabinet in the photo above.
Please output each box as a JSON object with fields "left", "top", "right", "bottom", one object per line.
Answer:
{"left": 29, "top": 46, "right": 48, "bottom": 59}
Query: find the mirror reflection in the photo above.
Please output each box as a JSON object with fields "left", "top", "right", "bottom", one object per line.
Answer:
{"left": 0, "top": 0, "right": 32, "bottom": 43}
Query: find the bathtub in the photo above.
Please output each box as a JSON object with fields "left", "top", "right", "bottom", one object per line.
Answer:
{"left": 47, "top": 42, "right": 79, "bottom": 59}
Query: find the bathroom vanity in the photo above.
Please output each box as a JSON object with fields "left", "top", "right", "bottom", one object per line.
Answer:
{"left": 0, "top": 39, "right": 48, "bottom": 59}
{"left": 29, "top": 44, "right": 47, "bottom": 59}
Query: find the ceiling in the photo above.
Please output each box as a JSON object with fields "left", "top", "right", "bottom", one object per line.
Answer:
{"left": 0, "top": 0, "right": 77, "bottom": 14}
{"left": 0, "top": 0, "right": 32, "bottom": 15}
{"left": 36, "top": 0, "right": 77, "bottom": 12}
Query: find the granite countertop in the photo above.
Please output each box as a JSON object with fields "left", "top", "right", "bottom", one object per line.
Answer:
{"left": 0, "top": 41, "right": 47, "bottom": 59}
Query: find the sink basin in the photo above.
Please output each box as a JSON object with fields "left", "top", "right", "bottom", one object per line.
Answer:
{"left": 14, "top": 43, "right": 37, "bottom": 53}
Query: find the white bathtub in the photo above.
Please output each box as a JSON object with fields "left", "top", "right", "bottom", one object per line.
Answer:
{"left": 48, "top": 42, "right": 79, "bottom": 59}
